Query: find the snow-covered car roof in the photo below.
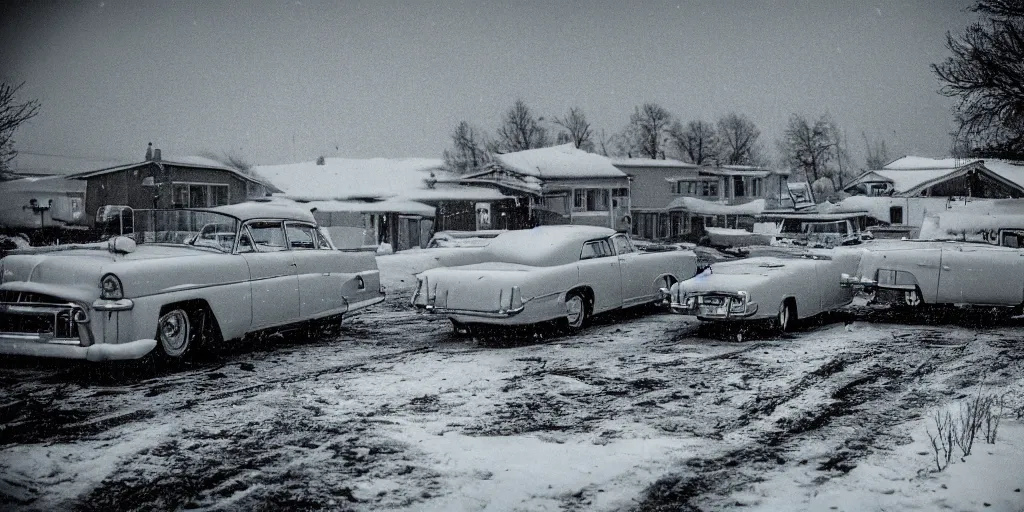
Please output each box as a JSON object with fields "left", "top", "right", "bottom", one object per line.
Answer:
{"left": 203, "top": 202, "right": 317, "bottom": 223}
{"left": 485, "top": 225, "right": 617, "bottom": 267}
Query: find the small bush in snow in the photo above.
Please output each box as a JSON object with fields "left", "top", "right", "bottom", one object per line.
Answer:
{"left": 926, "top": 410, "right": 956, "bottom": 472}
{"left": 926, "top": 393, "right": 1008, "bottom": 472}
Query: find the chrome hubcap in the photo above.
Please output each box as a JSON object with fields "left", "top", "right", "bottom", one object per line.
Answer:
{"left": 566, "top": 296, "right": 584, "bottom": 326}
{"left": 158, "top": 309, "right": 190, "bottom": 357}
{"left": 904, "top": 290, "right": 921, "bottom": 307}
{"left": 779, "top": 304, "right": 789, "bottom": 330}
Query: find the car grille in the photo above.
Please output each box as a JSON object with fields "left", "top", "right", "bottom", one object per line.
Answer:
{"left": 0, "top": 291, "right": 84, "bottom": 342}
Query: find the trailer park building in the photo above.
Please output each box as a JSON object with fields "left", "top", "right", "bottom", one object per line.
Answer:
{"left": 838, "top": 156, "right": 1024, "bottom": 237}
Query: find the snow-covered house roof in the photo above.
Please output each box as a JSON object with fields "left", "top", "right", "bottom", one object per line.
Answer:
{"left": 611, "top": 158, "right": 698, "bottom": 169}
{"left": 666, "top": 196, "right": 766, "bottom": 215}
{"left": 264, "top": 196, "right": 436, "bottom": 217}
{"left": 68, "top": 156, "right": 282, "bottom": 193}
{"left": 844, "top": 156, "right": 1024, "bottom": 197}
{"left": 491, "top": 144, "right": 626, "bottom": 180}
{"left": 254, "top": 157, "right": 508, "bottom": 204}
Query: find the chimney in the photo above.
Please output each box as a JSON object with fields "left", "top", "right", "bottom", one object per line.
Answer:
{"left": 153, "top": 148, "right": 161, "bottom": 161}
{"left": 145, "top": 142, "right": 153, "bottom": 160}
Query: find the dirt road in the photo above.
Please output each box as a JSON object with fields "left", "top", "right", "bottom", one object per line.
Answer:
{"left": 1, "top": 295, "right": 1022, "bottom": 511}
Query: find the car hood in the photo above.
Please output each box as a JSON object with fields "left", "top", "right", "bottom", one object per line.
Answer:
{"left": 677, "top": 272, "right": 772, "bottom": 294}
{"left": 1, "top": 244, "right": 245, "bottom": 301}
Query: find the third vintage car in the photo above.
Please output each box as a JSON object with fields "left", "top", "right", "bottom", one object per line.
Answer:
{"left": 841, "top": 238, "right": 1024, "bottom": 311}
{"left": 411, "top": 225, "right": 698, "bottom": 334}
{"left": 669, "top": 247, "right": 864, "bottom": 332}
{"left": 0, "top": 203, "right": 385, "bottom": 362}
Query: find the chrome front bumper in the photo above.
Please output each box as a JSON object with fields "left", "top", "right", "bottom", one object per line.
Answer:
{"left": 0, "top": 296, "right": 155, "bottom": 361}
{"left": 668, "top": 292, "right": 759, "bottom": 319}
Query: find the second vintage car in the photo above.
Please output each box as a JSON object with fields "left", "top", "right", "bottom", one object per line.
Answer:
{"left": 0, "top": 203, "right": 385, "bottom": 362}
{"left": 668, "top": 247, "right": 864, "bottom": 332}
{"left": 411, "top": 225, "right": 697, "bottom": 333}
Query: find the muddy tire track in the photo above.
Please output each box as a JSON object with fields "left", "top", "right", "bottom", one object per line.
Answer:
{"left": 627, "top": 331, "right": 983, "bottom": 512}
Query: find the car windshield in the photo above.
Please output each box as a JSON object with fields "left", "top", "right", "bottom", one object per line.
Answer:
{"left": 131, "top": 209, "right": 241, "bottom": 253}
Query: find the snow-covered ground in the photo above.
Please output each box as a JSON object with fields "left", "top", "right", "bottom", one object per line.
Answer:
{"left": 1, "top": 250, "right": 1023, "bottom": 511}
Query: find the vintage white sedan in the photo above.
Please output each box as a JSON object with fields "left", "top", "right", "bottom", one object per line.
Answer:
{"left": 840, "top": 239, "right": 1024, "bottom": 310}
{"left": 668, "top": 247, "right": 864, "bottom": 332}
{"left": 0, "top": 203, "right": 385, "bottom": 362}
{"left": 411, "top": 226, "right": 697, "bottom": 333}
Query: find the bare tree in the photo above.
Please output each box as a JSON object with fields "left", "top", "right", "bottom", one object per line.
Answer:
{"left": 495, "top": 99, "right": 549, "bottom": 153}
{"left": 863, "top": 132, "right": 891, "bottom": 170}
{"left": 716, "top": 112, "right": 763, "bottom": 165}
{"left": 552, "top": 107, "right": 594, "bottom": 151}
{"left": 667, "top": 119, "right": 720, "bottom": 164}
{"left": 778, "top": 113, "right": 839, "bottom": 184}
{"left": 443, "top": 121, "right": 492, "bottom": 174}
{"left": 597, "top": 129, "right": 614, "bottom": 157}
{"left": 932, "top": 0, "right": 1024, "bottom": 158}
{"left": 621, "top": 103, "right": 673, "bottom": 159}
{"left": 199, "top": 150, "right": 254, "bottom": 173}
{"left": 0, "top": 81, "right": 41, "bottom": 179}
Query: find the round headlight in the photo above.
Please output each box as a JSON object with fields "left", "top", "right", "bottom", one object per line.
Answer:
{"left": 100, "top": 273, "right": 124, "bottom": 300}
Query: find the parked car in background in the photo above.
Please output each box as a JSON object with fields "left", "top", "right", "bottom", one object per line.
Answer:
{"left": 841, "top": 239, "right": 1024, "bottom": 311}
{"left": 668, "top": 247, "right": 864, "bottom": 332}
{"left": 426, "top": 230, "right": 507, "bottom": 248}
{"left": 412, "top": 226, "right": 698, "bottom": 334}
{"left": 0, "top": 203, "right": 385, "bottom": 362}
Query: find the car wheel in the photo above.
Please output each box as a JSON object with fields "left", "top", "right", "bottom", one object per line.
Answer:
{"left": 157, "top": 308, "right": 193, "bottom": 358}
{"left": 776, "top": 300, "right": 795, "bottom": 333}
{"left": 652, "top": 276, "right": 676, "bottom": 308}
{"left": 564, "top": 291, "right": 589, "bottom": 332}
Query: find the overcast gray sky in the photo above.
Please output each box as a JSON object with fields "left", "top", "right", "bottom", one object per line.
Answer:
{"left": 0, "top": 0, "right": 975, "bottom": 167}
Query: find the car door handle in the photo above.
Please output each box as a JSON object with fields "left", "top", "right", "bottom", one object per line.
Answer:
{"left": 290, "top": 262, "right": 297, "bottom": 267}
{"left": 942, "top": 265, "right": 951, "bottom": 271}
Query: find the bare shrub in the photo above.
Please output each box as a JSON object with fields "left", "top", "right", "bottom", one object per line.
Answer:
{"left": 926, "top": 410, "right": 956, "bottom": 472}
{"left": 982, "top": 394, "right": 1006, "bottom": 445}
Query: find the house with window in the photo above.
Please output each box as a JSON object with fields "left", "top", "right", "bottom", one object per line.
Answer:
{"left": 255, "top": 157, "right": 510, "bottom": 251}
{"left": 452, "top": 144, "right": 631, "bottom": 231}
{"left": 614, "top": 159, "right": 789, "bottom": 240}
{"left": 840, "top": 156, "right": 1024, "bottom": 235}
{"left": 66, "top": 146, "right": 279, "bottom": 225}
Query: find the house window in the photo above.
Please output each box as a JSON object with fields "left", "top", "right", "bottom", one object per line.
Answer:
{"left": 750, "top": 178, "right": 763, "bottom": 197}
{"left": 172, "top": 183, "right": 230, "bottom": 208}
{"left": 889, "top": 206, "right": 904, "bottom": 224}
{"left": 573, "top": 188, "right": 609, "bottom": 212}
{"left": 734, "top": 176, "right": 745, "bottom": 197}
{"left": 701, "top": 181, "right": 718, "bottom": 198}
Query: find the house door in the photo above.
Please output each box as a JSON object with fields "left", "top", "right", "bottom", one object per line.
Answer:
{"left": 475, "top": 203, "right": 492, "bottom": 230}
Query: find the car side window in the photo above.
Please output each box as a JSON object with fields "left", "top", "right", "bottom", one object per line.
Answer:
{"left": 286, "top": 223, "right": 317, "bottom": 250}
{"left": 314, "top": 227, "right": 334, "bottom": 250}
{"left": 611, "top": 234, "right": 634, "bottom": 255}
{"left": 580, "top": 240, "right": 613, "bottom": 260}
{"left": 236, "top": 229, "right": 255, "bottom": 254}
{"left": 247, "top": 221, "right": 288, "bottom": 252}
